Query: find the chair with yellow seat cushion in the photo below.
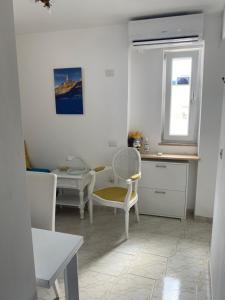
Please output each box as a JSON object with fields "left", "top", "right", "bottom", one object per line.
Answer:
{"left": 94, "top": 187, "right": 137, "bottom": 203}
{"left": 88, "top": 147, "right": 141, "bottom": 239}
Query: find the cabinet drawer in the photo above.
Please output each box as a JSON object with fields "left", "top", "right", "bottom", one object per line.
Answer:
{"left": 140, "top": 161, "right": 187, "bottom": 191}
{"left": 138, "top": 187, "right": 186, "bottom": 219}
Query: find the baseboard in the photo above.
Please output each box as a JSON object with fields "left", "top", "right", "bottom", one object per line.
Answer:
{"left": 186, "top": 209, "right": 194, "bottom": 218}
{"left": 186, "top": 209, "right": 213, "bottom": 223}
{"left": 209, "top": 260, "right": 213, "bottom": 300}
{"left": 194, "top": 215, "right": 213, "bottom": 224}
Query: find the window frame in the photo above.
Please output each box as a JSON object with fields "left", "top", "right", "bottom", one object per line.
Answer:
{"left": 161, "top": 48, "right": 202, "bottom": 145}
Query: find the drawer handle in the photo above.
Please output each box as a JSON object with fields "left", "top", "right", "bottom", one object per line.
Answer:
{"left": 155, "top": 190, "right": 166, "bottom": 194}
{"left": 155, "top": 165, "right": 167, "bottom": 168}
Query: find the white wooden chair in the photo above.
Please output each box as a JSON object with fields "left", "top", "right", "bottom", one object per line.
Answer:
{"left": 25, "top": 171, "right": 60, "bottom": 299}
{"left": 88, "top": 147, "right": 141, "bottom": 239}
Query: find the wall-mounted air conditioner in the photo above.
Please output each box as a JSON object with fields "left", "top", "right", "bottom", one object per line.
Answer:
{"left": 128, "top": 14, "right": 204, "bottom": 48}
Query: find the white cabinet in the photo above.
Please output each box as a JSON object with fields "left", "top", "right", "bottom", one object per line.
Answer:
{"left": 139, "top": 160, "right": 188, "bottom": 219}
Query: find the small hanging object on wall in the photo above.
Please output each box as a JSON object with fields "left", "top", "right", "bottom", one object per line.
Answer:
{"left": 35, "top": 0, "right": 52, "bottom": 9}
{"left": 222, "top": 77, "right": 225, "bottom": 84}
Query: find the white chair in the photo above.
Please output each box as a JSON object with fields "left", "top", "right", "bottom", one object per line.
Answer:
{"left": 88, "top": 147, "right": 141, "bottom": 239}
{"left": 26, "top": 171, "right": 60, "bottom": 299}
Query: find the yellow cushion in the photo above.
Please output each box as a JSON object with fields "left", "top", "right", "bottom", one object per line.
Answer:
{"left": 24, "top": 141, "right": 32, "bottom": 169}
{"left": 130, "top": 173, "right": 141, "bottom": 180}
{"left": 93, "top": 187, "right": 136, "bottom": 203}
{"left": 94, "top": 166, "right": 106, "bottom": 172}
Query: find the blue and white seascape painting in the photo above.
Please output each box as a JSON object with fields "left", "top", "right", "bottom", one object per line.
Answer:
{"left": 54, "top": 67, "right": 83, "bottom": 114}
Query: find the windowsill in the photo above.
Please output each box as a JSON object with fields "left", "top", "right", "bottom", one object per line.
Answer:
{"left": 159, "top": 142, "right": 198, "bottom": 147}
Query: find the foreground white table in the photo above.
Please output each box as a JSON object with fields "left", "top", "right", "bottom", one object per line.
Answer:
{"left": 32, "top": 228, "right": 83, "bottom": 300}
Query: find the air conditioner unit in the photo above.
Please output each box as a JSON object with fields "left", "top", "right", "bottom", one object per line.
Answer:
{"left": 128, "top": 14, "right": 204, "bottom": 48}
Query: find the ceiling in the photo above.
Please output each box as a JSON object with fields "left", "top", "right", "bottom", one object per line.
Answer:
{"left": 13, "top": 0, "right": 225, "bottom": 34}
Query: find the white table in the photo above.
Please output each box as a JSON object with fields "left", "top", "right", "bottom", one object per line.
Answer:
{"left": 52, "top": 169, "right": 92, "bottom": 219}
{"left": 32, "top": 228, "right": 83, "bottom": 300}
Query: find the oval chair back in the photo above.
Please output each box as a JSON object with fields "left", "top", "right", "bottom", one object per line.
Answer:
{"left": 112, "top": 147, "right": 141, "bottom": 183}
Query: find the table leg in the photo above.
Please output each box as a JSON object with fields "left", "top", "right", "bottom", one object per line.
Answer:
{"left": 64, "top": 254, "right": 79, "bottom": 300}
{"left": 53, "top": 279, "right": 61, "bottom": 299}
{"left": 79, "top": 190, "right": 84, "bottom": 219}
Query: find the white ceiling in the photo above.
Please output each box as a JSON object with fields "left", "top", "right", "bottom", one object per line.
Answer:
{"left": 13, "top": 0, "right": 225, "bottom": 34}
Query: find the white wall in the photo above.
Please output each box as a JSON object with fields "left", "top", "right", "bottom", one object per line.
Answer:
{"left": 195, "top": 13, "right": 225, "bottom": 218}
{"left": 0, "top": 1, "right": 36, "bottom": 299}
{"left": 16, "top": 25, "right": 128, "bottom": 169}
{"left": 210, "top": 69, "right": 225, "bottom": 300}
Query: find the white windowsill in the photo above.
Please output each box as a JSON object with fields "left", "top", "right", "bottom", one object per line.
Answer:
{"left": 159, "top": 142, "right": 198, "bottom": 147}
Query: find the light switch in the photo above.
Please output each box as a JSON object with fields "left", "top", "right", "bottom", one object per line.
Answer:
{"left": 105, "top": 69, "right": 115, "bottom": 77}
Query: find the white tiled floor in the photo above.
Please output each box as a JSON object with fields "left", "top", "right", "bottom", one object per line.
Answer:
{"left": 37, "top": 207, "right": 212, "bottom": 300}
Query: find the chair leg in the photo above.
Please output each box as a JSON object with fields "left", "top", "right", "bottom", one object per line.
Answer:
{"left": 114, "top": 208, "right": 117, "bottom": 215}
{"left": 125, "top": 210, "right": 129, "bottom": 240}
{"left": 135, "top": 202, "right": 140, "bottom": 223}
{"left": 53, "top": 279, "right": 60, "bottom": 299}
{"left": 89, "top": 198, "right": 93, "bottom": 224}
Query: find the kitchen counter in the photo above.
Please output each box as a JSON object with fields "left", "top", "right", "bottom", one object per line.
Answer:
{"left": 141, "top": 153, "right": 200, "bottom": 162}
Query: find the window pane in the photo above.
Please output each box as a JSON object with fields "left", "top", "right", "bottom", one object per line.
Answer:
{"left": 169, "top": 57, "right": 192, "bottom": 136}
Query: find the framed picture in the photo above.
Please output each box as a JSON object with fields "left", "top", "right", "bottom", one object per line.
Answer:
{"left": 53, "top": 67, "right": 83, "bottom": 114}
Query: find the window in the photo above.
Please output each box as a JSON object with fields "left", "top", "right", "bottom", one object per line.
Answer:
{"left": 162, "top": 49, "right": 202, "bottom": 144}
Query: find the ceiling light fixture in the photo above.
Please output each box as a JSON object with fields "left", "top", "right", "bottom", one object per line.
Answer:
{"left": 35, "top": 0, "right": 52, "bottom": 9}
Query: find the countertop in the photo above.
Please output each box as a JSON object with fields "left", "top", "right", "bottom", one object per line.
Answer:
{"left": 141, "top": 153, "right": 200, "bottom": 162}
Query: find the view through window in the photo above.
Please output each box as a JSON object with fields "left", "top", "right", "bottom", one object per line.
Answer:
{"left": 169, "top": 57, "right": 192, "bottom": 136}
{"left": 162, "top": 48, "right": 202, "bottom": 143}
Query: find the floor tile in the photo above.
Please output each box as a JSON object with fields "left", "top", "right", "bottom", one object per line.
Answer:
{"left": 87, "top": 251, "right": 133, "bottom": 276}
{"left": 113, "top": 237, "right": 147, "bottom": 255}
{"left": 79, "top": 270, "right": 116, "bottom": 300}
{"left": 176, "top": 238, "right": 210, "bottom": 259}
{"left": 38, "top": 207, "right": 212, "bottom": 300}
{"left": 128, "top": 252, "right": 167, "bottom": 280}
{"left": 108, "top": 273, "right": 155, "bottom": 300}
{"left": 141, "top": 234, "right": 179, "bottom": 258}
{"left": 152, "top": 275, "right": 211, "bottom": 300}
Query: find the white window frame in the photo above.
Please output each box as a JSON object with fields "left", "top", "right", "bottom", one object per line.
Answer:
{"left": 162, "top": 48, "right": 202, "bottom": 144}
